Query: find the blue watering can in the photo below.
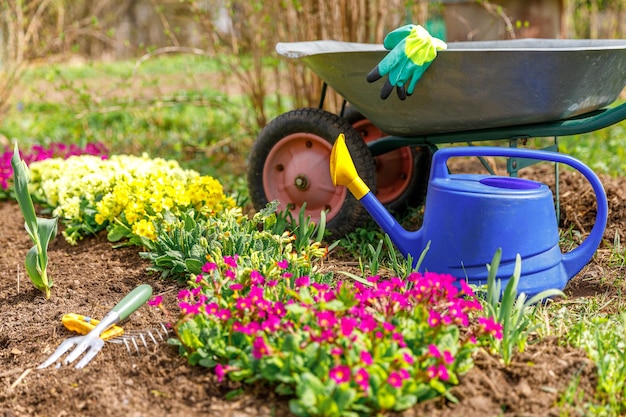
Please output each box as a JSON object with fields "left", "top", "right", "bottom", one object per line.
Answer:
{"left": 330, "top": 134, "right": 608, "bottom": 296}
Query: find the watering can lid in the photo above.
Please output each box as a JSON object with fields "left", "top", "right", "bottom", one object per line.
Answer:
{"left": 431, "top": 174, "right": 549, "bottom": 195}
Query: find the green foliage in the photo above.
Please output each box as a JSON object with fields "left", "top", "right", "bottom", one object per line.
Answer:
{"left": 565, "top": 313, "right": 626, "bottom": 414}
{"left": 480, "top": 249, "right": 565, "bottom": 365}
{"left": 169, "top": 253, "right": 497, "bottom": 416}
{"left": 559, "top": 114, "right": 626, "bottom": 176}
{"left": 140, "top": 202, "right": 329, "bottom": 284}
{"left": 10, "top": 144, "right": 58, "bottom": 299}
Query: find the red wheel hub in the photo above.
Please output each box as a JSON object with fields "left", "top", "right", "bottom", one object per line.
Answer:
{"left": 263, "top": 133, "right": 346, "bottom": 221}
{"left": 352, "top": 119, "right": 414, "bottom": 204}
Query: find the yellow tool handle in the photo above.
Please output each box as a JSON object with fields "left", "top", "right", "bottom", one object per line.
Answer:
{"left": 62, "top": 313, "right": 124, "bottom": 340}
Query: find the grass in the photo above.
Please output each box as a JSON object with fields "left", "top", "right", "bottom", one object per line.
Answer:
{"left": 3, "top": 54, "right": 626, "bottom": 414}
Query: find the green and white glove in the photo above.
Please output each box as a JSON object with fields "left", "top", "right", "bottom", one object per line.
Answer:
{"left": 367, "top": 24, "right": 447, "bottom": 100}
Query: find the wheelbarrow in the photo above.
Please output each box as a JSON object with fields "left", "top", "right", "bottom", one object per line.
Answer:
{"left": 246, "top": 38, "right": 626, "bottom": 238}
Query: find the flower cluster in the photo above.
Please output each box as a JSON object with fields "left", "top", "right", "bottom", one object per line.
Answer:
{"left": 172, "top": 255, "right": 502, "bottom": 415}
{"left": 27, "top": 154, "right": 235, "bottom": 244}
{"left": 0, "top": 142, "right": 108, "bottom": 192}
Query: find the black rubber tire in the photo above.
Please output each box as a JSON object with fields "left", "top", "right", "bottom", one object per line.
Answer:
{"left": 247, "top": 108, "right": 377, "bottom": 239}
{"left": 343, "top": 105, "right": 432, "bottom": 212}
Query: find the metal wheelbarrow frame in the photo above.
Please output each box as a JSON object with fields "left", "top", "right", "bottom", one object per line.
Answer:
{"left": 246, "top": 39, "right": 626, "bottom": 238}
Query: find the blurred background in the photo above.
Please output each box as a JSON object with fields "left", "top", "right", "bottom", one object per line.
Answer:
{"left": 1, "top": 0, "right": 625, "bottom": 190}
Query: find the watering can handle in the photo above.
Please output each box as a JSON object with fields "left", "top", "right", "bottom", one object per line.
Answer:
{"left": 431, "top": 146, "right": 608, "bottom": 278}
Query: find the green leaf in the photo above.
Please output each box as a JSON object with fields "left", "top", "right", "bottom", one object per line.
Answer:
{"left": 224, "top": 387, "right": 244, "bottom": 401}
{"left": 285, "top": 303, "right": 308, "bottom": 315}
{"left": 260, "top": 357, "right": 284, "bottom": 381}
{"left": 185, "top": 258, "right": 204, "bottom": 275}
{"left": 25, "top": 246, "right": 45, "bottom": 290}
{"left": 296, "top": 372, "right": 326, "bottom": 408}
{"left": 289, "top": 399, "right": 312, "bottom": 417}
{"left": 376, "top": 387, "right": 396, "bottom": 410}
{"left": 333, "top": 383, "right": 357, "bottom": 412}
{"left": 107, "top": 224, "right": 129, "bottom": 242}
{"left": 394, "top": 394, "right": 418, "bottom": 411}
{"left": 37, "top": 217, "right": 58, "bottom": 254}
{"left": 11, "top": 145, "right": 38, "bottom": 238}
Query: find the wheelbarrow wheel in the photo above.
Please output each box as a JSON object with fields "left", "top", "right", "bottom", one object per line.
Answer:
{"left": 247, "top": 107, "right": 377, "bottom": 239}
{"left": 343, "top": 105, "right": 431, "bottom": 212}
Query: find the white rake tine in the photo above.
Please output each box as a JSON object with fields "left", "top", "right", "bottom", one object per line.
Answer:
{"left": 158, "top": 323, "right": 169, "bottom": 340}
{"left": 123, "top": 338, "right": 132, "bottom": 354}
{"left": 75, "top": 346, "right": 102, "bottom": 369}
{"left": 147, "top": 330, "right": 158, "bottom": 345}
{"left": 131, "top": 336, "right": 140, "bottom": 354}
{"left": 139, "top": 333, "right": 148, "bottom": 349}
{"left": 38, "top": 340, "right": 76, "bottom": 369}
{"left": 63, "top": 341, "right": 91, "bottom": 365}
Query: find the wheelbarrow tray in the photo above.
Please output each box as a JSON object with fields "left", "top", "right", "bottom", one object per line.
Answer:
{"left": 276, "top": 39, "right": 626, "bottom": 136}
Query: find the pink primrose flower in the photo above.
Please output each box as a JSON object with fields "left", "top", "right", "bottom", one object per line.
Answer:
{"left": 273, "top": 302, "right": 287, "bottom": 317}
{"left": 391, "top": 292, "right": 410, "bottom": 310}
{"left": 329, "top": 365, "right": 351, "bottom": 384}
{"left": 249, "top": 286, "right": 264, "bottom": 302}
{"left": 382, "top": 322, "right": 395, "bottom": 332}
{"left": 478, "top": 317, "right": 503, "bottom": 339}
{"left": 354, "top": 368, "right": 370, "bottom": 391}
{"left": 427, "top": 364, "right": 450, "bottom": 381}
{"left": 195, "top": 274, "right": 204, "bottom": 284}
{"left": 428, "top": 344, "right": 441, "bottom": 358}
{"left": 398, "top": 369, "right": 410, "bottom": 380}
{"left": 148, "top": 295, "right": 163, "bottom": 307}
{"left": 202, "top": 262, "right": 217, "bottom": 273}
{"left": 319, "top": 329, "right": 336, "bottom": 343}
{"left": 340, "top": 317, "right": 358, "bottom": 337}
{"left": 223, "top": 255, "right": 238, "bottom": 268}
{"left": 403, "top": 352, "right": 415, "bottom": 365}
{"left": 316, "top": 311, "right": 337, "bottom": 328}
{"left": 179, "top": 301, "right": 201, "bottom": 315}
{"left": 282, "top": 272, "right": 293, "bottom": 279}
{"left": 261, "top": 315, "right": 281, "bottom": 333}
{"left": 443, "top": 350, "right": 455, "bottom": 365}
{"left": 215, "top": 363, "right": 228, "bottom": 383}
{"left": 266, "top": 279, "right": 278, "bottom": 287}
{"left": 224, "top": 270, "right": 236, "bottom": 280}
{"left": 360, "top": 314, "right": 378, "bottom": 333}
{"left": 312, "top": 283, "right": 329, "bottom": 292}
{"left": 217, "top": 309, "right": 231, "bottom": 321}
{"left": 387, "top": 371, "right": 404, "bottom": 388}
{"left": 459, "top": 280, "right": 475, "bottom": 297}
{"left": 230, "top": 283, "right": 243, "bottom": 291}
{"left": 295, "top": 276, "right": 310, "bottom": 288}
{"left": 250, "top": 270, "right": 265, "bottom": 285}
{"left": 360, "top": 350, "right": 373, "bottom": 366}
{"left": 427, "top": 309, "right": 442, "bottom": 327}
{"left": 177, "top": 289, "right": 191, "bottom": 300}
{"left": 252, "top": 336, "right": 272, "bottom": 359}
{"left": 389, "top": 277, "right": 404, "bottom": 289}
{"left": 406, "top": 272, "right": 421, "bottom": 282}
{"left": 330, "top": 347, "right": 343, "bottom": 356}
{"left": 366, "top": 275, "right": 380, "bottom": 284}
{"left": 392, "top": 332, "right": 406, "bottom": 347}
{"left": 376, "top": 280, "right": 393, "bottom": 295}
{"left": 236, "top": 297, "right": 251, "bottom": 310}
{"left": 206, "top": 302, "right": 219, "bottom": 315}
{"left": 277, "top": 259, "right": 288, "bottom": 269}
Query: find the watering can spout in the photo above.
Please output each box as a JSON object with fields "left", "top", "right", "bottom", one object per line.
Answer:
{"left": 330, "top": 134, "right": 423, "bottom": 259}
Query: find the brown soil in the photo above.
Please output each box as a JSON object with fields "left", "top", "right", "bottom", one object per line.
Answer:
{"left": 1, "top": 161, "right": 625, "bottom": 417}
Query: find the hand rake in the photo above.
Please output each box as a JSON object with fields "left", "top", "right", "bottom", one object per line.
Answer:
{"left": 38, "top": 284, "right": 153, "bottom": 370}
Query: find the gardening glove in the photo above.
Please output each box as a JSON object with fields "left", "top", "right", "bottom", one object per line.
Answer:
{"left": 367, "top": 24, "right": 447, "bottom": 100}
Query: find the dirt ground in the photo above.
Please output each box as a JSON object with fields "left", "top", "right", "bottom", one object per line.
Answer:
{"left": 1, "top": 160, "right": 625, "bottom": 417}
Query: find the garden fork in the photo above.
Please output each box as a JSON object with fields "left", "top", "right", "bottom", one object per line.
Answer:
{"left": 38, "top": 284, "right": 153, "bottom": 369}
